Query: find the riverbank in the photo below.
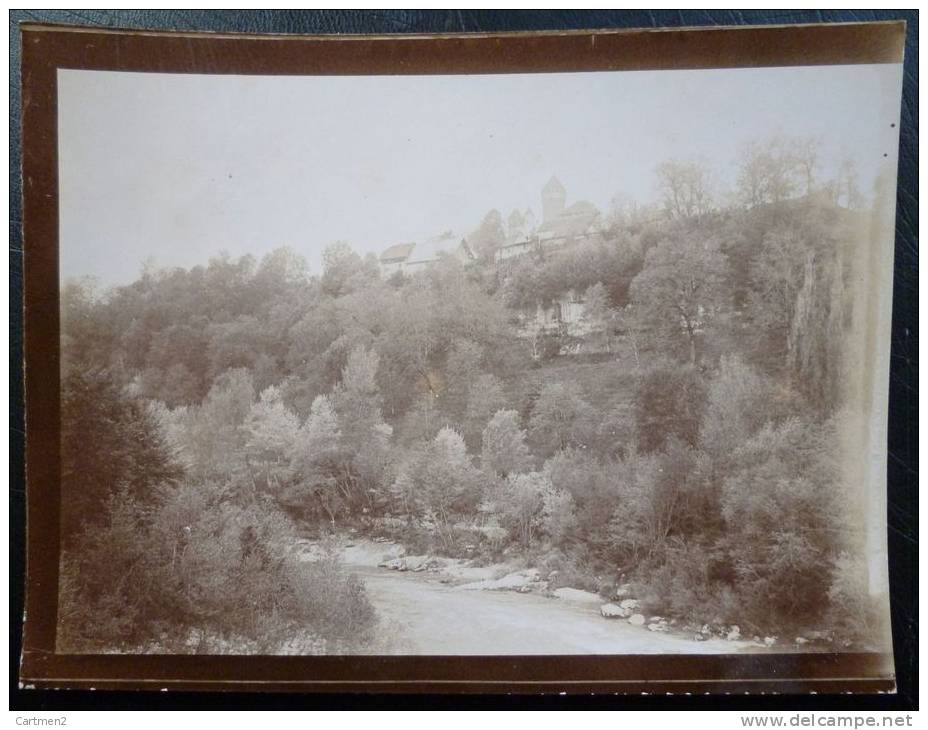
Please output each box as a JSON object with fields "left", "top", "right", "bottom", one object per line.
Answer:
{"left": 299, "top": 536, "right": 770, "bottom": 655}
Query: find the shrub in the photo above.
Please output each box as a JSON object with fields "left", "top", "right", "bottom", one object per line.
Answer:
{"left": 528, "top": 382, "right": 596, "bottom": 456}
{"left": 391, "top": 428, "right": 484, "bottom": 550}
{"left": 635, "top": 359, "right": 707, "bottom": 453}
{"left": 545, "top": 449, "right": 626, "bottom": 544}
{"left": 481, "top": 409, "right": 532, "bottom": 477}
{"left": 540, "top": 485, "right": 578, "bottom": 546}
{"left": 631, "top": 540, "right": 740, "bottom": 627}
{"left": 721, "top": 417, "right": 840, "bottom": 627}
{"left": 57, "top": 481, "right": 377, "bottom": 654}
{"left": 826, "top": 552, "right": 878, "bottom": 646}
{"left": 483, "top": 472, "right": 548, "bottom": 547}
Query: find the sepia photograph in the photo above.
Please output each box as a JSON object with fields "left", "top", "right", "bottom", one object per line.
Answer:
{"left": 52, "top": 60, "right": 901, "bottom": 659}
{"left": 15, "top": 19, "right": 911, "bottom": 699}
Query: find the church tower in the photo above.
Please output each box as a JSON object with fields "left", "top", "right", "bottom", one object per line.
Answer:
{"left": 542, "top": 176, "right": 566, "bottom": 223}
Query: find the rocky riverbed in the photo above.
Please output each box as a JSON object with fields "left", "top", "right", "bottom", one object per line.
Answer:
{"left": 297, "top": 537, "right": 779, "bottom": 655}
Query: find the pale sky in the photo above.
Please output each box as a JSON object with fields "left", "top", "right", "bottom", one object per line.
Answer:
{"left": 58, "top": 64, "right": 902, "bottom": 285}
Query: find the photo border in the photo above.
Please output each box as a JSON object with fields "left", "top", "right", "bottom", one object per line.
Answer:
{"left": 14, "top": 16, "right": 913, "bottom": 700}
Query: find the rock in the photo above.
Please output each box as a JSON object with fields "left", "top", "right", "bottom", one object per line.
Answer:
{"left": 694, "top": 633, "right": 707, "bottom": 641}
{"left": 795, "top": 636, "right": 810, "bottom": 645}
{"left": 619, "top": 598, "right": 640, "bottom": 610}
{"left": 553, "top": 587, "right": 602, "bottom": 604}
{"left": 403, "top": 555, "right": 430, "bottom": 572}
{"left": 613, "top": 583, "right": 632, "bottom": 598}
{"left": 806, "top": 630, "right": 831, "bottom": 642}
{"left": 600, "top": 603, "right": 630, "bottom": 619}
{"left": 648, "top": 621, "right": 668, "bottom": 632}
{"left": 455, "top": 570, "right": 540, "bottom": 592}
{"left": 628, "top": 613, "right": 646, "bottom": 626}
{"left": 726, "top": 626, "right": 741, "bottom": 641}
{"left": 764, "top": 636, "right": 777, "bottom": 647}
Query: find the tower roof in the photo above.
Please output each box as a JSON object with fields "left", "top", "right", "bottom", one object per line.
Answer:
{"left": 543, "top": 176, "right": 565, "bottom": 195}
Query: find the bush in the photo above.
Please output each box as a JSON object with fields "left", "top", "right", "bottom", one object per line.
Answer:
{"left": 635, "top": 359, "right": 707, "bottom": 453}
{"left": 826, "top": 552, "right": 880, "bottom": 646}
{"left": 721, "top": 417, "right": 840, "bottom": 627}
{"left": 391, "top": 428, "right": 485, "bottom": 551}
{"left": 631, "top": 541, "right": 740, "bottom": 627}
{"left": 534, "top": 547, "right": 601, "bottom": 594}
{"left": 544, "top": 449, "right": 624, "bottom": 540}
{"left": 485, "top": 472, "right": 548, "bottom": 547}
{"left": 58, "top": 481, "right": 377, "bottom": 654}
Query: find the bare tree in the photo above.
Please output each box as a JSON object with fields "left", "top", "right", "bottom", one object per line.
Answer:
{"left": 793, "top": 135, "right": 823, "bottom": 196}
{"left": 655, "top": 159, "right": 715, "bottom": 219}
{"left": 736, "top": 137, "right": 798, "bottom": 207}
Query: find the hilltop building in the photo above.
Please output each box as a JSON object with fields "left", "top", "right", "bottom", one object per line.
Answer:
{"left": 496, "top": 177, "right": 602, "bottom": 263}
{"left": 378, "top": 231, "right": 474, "bottom": 277}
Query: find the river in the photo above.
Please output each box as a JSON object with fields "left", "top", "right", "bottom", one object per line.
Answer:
{"left": 340, "top": 547, "right": 749, "bottom": 655}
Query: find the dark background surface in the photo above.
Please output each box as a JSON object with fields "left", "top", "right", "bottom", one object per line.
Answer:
{"left": 9, "top": 9, "right": 918, "bottom": 711}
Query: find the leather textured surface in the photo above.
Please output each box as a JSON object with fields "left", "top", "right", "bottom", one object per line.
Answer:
{"left": 9, "top": 10, "right": 918, "bottom": 709}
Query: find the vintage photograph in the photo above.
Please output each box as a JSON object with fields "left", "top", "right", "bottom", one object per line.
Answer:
{"left": 54, "top": 60, "right": 900, "bottom": 658}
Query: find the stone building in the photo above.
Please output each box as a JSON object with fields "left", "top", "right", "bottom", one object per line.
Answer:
{"left": 378, "top": 231, "right": 473, "bottom": 277}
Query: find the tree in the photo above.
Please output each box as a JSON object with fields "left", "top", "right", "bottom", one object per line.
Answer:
{"left": 528, "top": 381, "right": 595, "bottom": 455}
{"left": 721, "top": 417, "right": 842, "bottom": 624}
{"left": 793, "top": 136, "right": 823, "bottom": 196}
{"left": 635, "top": 358, "right": 707, "bottom": 453}
{"left": 321, "top": 241, "right": 373, "bottom": 297}
{"left": 544, "top": 448, "right": 624, "bottom": 539}
{"left": 183, "top": 368, "right": 255, "bottom": 479}
{"left": 540, "top": 485, "right": 578, "bottom": 545}
{"left": 252, "top": 247, "right": 309, "bottom": 301}
{"left": 464, "top": 373, "right": 508, "bottom": 444}
{"left": 481, "top": 409, "right": 532, "bottom": 477}
{"left": 243, "top": 385, "right": 300, "bottom": 491}
{"left": 629, "top": 233, "right": 729, "bottom": 365}
{"left": 469, "top": 209, "right": 506, "bottom": 262}
{"left": 736, "top": 137, "right": 799, "bottom": 208}
{"left": 833, "top": 157, "right": 863, "bottom": 209}
{"left": 506, "top": 209, "right": 527, "bottom": 240}
{"left": 698, "top": 355, "right": 774, "bottom": 467}
{"left": 392, "top": 427, "right": 482, "bottom": 549}
{"left": 581, "top": 282, "right": 615, "bottom": 351}
{"left": 656, "top": 159, "right": 715, "bottom": 219}
{"left": 747, "top": 226, "right": 809, "bottom": 365}
{"left": 488, "top": 472, "right": 548, "bottom": 547}
{"left": 442, "top": 339, "right": 486, "bottom": 422}
{"left": 786, "top": 236, "right": 853, "bottom": 407}
{"left": 288, "top": 394, "right": 344, "bottom": 523}
{"left": 330, "top": 345, "right": 392, "bottom": 511}
{"left": 60, "top": 367, "right": 182, "bottom": 541}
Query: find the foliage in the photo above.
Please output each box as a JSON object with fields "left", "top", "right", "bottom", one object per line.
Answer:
{"left": 528, "top": 381, "right": 595, "bottom": 456}
{"left": 629, "top": 231, "right": 729, "bottom": 364}
{"left": 60, "top": 368, "right": 183, "bottom": 541}
{"left": 720, "top": 418, "right": 842, "bottom": 626}
{"left": 655, "top": 158, "right": 715, "bottom": 219}
{"left": 58, "top": 137, "right": 873, "bottom": 644}
{"left": 58, "top": 485, "right": 376, "bottom": 654}
{"left": 392, "top": 428, "right": 483, "bottom": 550}
{"left": 484, "top": 472, "right": 549, "bottom": 547}
{"left": 481, "top": 409, "right": 532, "bottom": 477}
{"left": 634, "top": 359, "right": 707, "bottom": 453}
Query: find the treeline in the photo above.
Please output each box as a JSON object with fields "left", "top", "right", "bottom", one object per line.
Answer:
{"left": 61, "top": 138, "right": 878, "bottom": 649}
